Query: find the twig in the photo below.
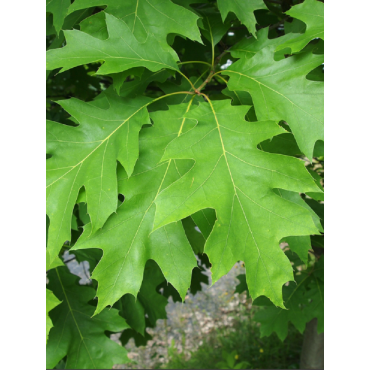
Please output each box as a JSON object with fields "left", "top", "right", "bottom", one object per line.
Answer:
{"left": 64, "top": 256, "right": 76, "bottom": 264}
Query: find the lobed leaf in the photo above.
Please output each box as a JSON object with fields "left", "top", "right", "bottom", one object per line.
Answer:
{"left": 276, "top": 0, "right": 324, "bottom": 54}
{"left": 230, "top": 27, "right": 299, "bottom": 60}
{"left": 255, "top": 257, "right": 324, "bottom": 340}
{"left": 68, "top": 0, "right": 202, "bottom": 44}
{"left": 46, "top": 288, "right": 62, "bottom": 343}
{"left": 217, "top": 0, "right": 267, "bottom": 38}
{"left": 71, "top": 103, "right": 198, "bottom": 314}
{"left": 223, "top": 46, "right": 324, "bottom": 160}
{"left": 46, "top": 0, "right": 71, "bottom": 35}
{"left": 46, "top": 267, "right": 130, "bottom": 369}
{"left": 153, "top": 100, "right": 321, "bottom": 307}
{"left": 46, "top": 92, "right": 152, "bottom": 269}
{"left": 46, "top": 13, "right": 180, "bottom": 75}
{"left": 118, "top": 260, "right": 168, "bottom": 336}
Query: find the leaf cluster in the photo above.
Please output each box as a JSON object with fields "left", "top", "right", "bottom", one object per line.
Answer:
{"left": 46, "top": 0, "right": 324, "bottom": 368}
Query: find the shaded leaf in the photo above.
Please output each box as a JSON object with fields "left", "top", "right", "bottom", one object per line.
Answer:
{"left": 254, "top": 274, "right": 309, "bottom": 341}
{"left": 46, "top": 288, "right": 62, "bottom": 343}
{"left": 46, "top": 267, "right": 129, "bottom": 369}
{"left": 115, "top": 69, "right": 172, "bottom": 96}
{"left": 79, "top": 11, "right": 109, "bottom": 40}
{"left": 199, "top": 8, "right": 232, "bottom": 46}
{"left": 46, "top": 0, "right": 71, "bottom": 35}
{"left": 222, "top": 87, "right": 253, "bottom": 106}
{"left": 118, "top": 260, "right": 168, "bottom": 336}
{"left": 182, "top": 216, "right": 206, "bottom": 255}
{"left": 68, "top": 0, "right": 202, "bottom": 44}
{"left": 217, "top": 0, "right": 267, "bottom": 37}
{"left": 276, "top": 0, "right": 324, "bottom": 54}
{"left": 230, "top": 27, "right": 298, "bottom": 60}
{"left": 277, "top": 189, "right": 323, "bottom": 264}
{"left": 254, "top": 257, "right": 324, "bottom": 340}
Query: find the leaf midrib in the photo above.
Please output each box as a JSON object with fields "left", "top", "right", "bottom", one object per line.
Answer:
{"left": 56, "top": 268, "right": 97, "bottom": 368}
{"left": 102, "top": 99, "right": 196, "bottom": 302}
{"left": 46, "top": 101, "right": 152, "bottom": 189}
{"left": 205, "top": 98, "right": 280, "bottom": 303}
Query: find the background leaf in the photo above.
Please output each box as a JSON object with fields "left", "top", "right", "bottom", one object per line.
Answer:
{"left": 46, "top": 266, "right": 130, "bottom": 369}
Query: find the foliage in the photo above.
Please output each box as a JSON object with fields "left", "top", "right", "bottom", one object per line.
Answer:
{"left": 236, "top": 252, "right": 324, "bottom": 342}
{"left": 161, "top": 310, "right": 303, "bottom": 369}
{"left": 46, "top": 288, "right": 61, "bottom": 342}
{"left": 216, "top": 350, "right": 251, "bottom": 369}
{"left": 46, "top": 267, "right": 130, "bottom": 369}
{"left": 46, "top": 0, "right": 324, "bottom": 368}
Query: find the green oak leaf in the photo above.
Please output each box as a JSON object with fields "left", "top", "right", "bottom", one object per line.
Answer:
{"left": 46, "top": 92, "right": 153, "bottom": 270}
{"left": 114, "top": 69, "right": 171, "bottom": 96}
{"left": 68, "top": 0, "right": 202, "bottom": 44}
{"left": 46, "top": 288, "right": 62, "bottom": 343}
{"left": 258, "top": 126, "right": 324, "bottom": 159}
{"left": 171, "top": 34, "right": 211, "bottom": 65}
{"left": 118, "top": 260, "right": 167, "bottom": 336}
{"left": 306, "top": 169, "right": 324, "bottom": 201}
{"left": 46, "top": 8, "right": 95, "bottom": 80}
{"left": 235, "top": 274, "right": 248, "bottom": 294}
{"left": 230, "top": 27, "right": 299, "bottom": 60}
{"left": 46, "top": 0, "right": 71, "bottom": 35}
{"left": 305, "top": 197, "right": 324, "bottom": 221}
{"left": 172, "top": 0, "right": 205, "bottom": 12}
{"left": 217, "top": 0, "right": 267, "bottom": 38}
{"left": 182, "top": 209, "right": 216, "bottom": 254}
{"left": 79, "top": 11, "right": 109, "bottom": 40}
{"left": 276, "top": 0, "right": 324, "bottom": 54}
{"left": 254, "top": 257, "right": 324, "bottom": 340}
{"left": 109, "top": 67, "right": 145, "bottom": 94}
{"left": 74, "top": 248, "right": 103, "bottom": 273}
{"left": 304, "top": 257, "right": 324, "bottom": 332}
{"left": 46, "top": 64, "right": 102, "bottom": 101}
{"left": 284, "top": 18, "right": 306, "bottom": 35}
{"left": 153, "top": 100, "right": 321, "bottom": 308}
{"left": 306, "top": 63, "right": 324, "bottom": 82}
{"left": 46, "top": 267, "right": 129, "bottom": 369}
{"left": 254, "top": 273, "right": 309, "bottom": 341}
{"left": 223, "top": 46, "right": 324, "bottom": 160}
{"left": 313, "top": 255, "right": 324, "bottom": 282}
{"left": 191, "top": 208, "right": 216, "bottom": 240}
{"left": 189, "top": 262, "right": 209, "bottom": 295}
{"left": 259, "top": 132, "right": 302, "bottom": 156}
{"left": 199, "top": 8, "right": 231, "bottom": 46}
{"left": 182, "top": 217, "right": 206, "bottom": 255}
{"left": 222, "top": 87, "right": 253, "bottom": 106}
{"left": 47, "top": 254, "right": 64, "bottom": 270}
{"left": 46, "top": 13, "right": 179, "bottom": 75}
{"left": 304, "top": 279, "right": 324, "bottom": 333}
{"left": 277, "top": 188, "right": 323, "bottom": 265}
{"left": 71, "top": 103, "right": 198, "bottom": 314}
{"left": 47, "top": 8, "right": 94, "bottom": 38}
{"left": 172, "top": 0, "right": 205, "bottom": 15}
{"left": 283, "top": 235, "right": 312, "bottom": 265}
